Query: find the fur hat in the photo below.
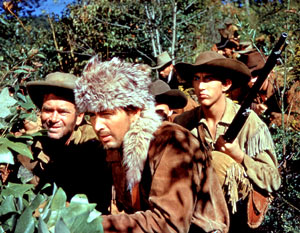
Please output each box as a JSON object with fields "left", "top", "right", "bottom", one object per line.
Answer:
{"left": 75, "top": 56, "right": 162, "bottom": 190}
{"left": 26, "top": 72, "right": 77, "bottom": 109}
{"left": 75, "top": 56, "right": 155, "bottom": 113}
{"left": 150, "top": 80, "right": 187, "bottom": 109}
{"left": 175, "top": 51, "right": 251, "bottom": 90}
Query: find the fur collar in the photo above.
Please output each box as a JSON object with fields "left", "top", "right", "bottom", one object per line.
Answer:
{"left": 122, "top": 104, "right": 162, "bottom": 190}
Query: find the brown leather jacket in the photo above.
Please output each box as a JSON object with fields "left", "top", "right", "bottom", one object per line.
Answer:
{"left": 102, "top": 122, "right": 229, "bottom": 233}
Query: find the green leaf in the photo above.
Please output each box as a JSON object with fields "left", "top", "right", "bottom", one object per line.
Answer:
{"left": 61, "top": 200, "right": 102, "bottom": 233}
{"left": 6, "top": 133, "right": 33, "bottom": 140}
{"left": 36, "top": 53, "right": 46, "bottom": 59}
{"left": 0, "top": 145, "right": 14, "bottom": 164}
{"left": 0, "top": 195, "right": 17, "bottom": 215}
{"left": 47, "top": 187, "right": 67, "bottom": 228}
{"left": 6, "top": 140, "right": 33, "bottom": 160}
{"left": 51, "top": 188, "right": 67, "bottom": 211}
{"left": 1, "top": 183, "right": 35, "bottom": 198}
{"left": 14, "top": 207, "right": 35, "bottom": 233}
{"left": 70, "top": 194, "right": 89, "bottom": 205}
{"left": 38, "top": 217, "right": 50, "bottom": 233}
{"left": 29, "top": 194, "right": 46, "bottom": 212}
{"left": 55, "top": 218, "right": 71, "bottom": 233}
{"left": 0, "top": 87, "right": 17, "bottom": 118}
{"left": 16, "top": 92, "right": 27, "bottom": 102}
{"left": 14, "top": 69, "right": 29, "bottom": 74}
{"left": 18, "top": 65, "right": 34, "bottom": 71}
{"left": 1, "top": 214, "right": 18, "bottom": 232}
{"left": 0, "top": 17, "right": 9, "bottom": 26}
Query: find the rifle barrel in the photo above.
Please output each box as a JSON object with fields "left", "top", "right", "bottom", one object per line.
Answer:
{"left": 223, "top": 33, "right": 288, "bottom": 143}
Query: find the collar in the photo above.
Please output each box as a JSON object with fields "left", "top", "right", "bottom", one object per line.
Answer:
{"left": 199, "top": 97, "right": 238, "bottom": 126}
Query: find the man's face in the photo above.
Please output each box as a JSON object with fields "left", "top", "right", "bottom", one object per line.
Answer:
{"left": 41, "top": 93, "right": 83, "bottom": 140}
{"left": 90, "top": 108, "right": 140, "bottom": 149}
{"left": 193, "top": 72, "right": 231, "bottom": 108}
{"left": 159, "top": 64, "right": 173, "bottom": 78}
{"left": 155, "top": 103, "right": 171, "bottom": 121}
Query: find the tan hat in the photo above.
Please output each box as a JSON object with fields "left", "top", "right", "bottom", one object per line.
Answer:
{"left": 151, "top": 51, "right": 172, "bottom": 70}
{"left": 150, "top": 80, "right": 187, "bottom": 109}
{"left": 26, "top": 72, "right": 78, "bottom": 109}
{"left": 175, "top": 51, "right": 251, "bottom": 90}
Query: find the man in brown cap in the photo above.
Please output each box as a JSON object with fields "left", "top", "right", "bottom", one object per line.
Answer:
{"left": 14, "top": 72, "right": 111, "bottom": 213}
{"left": 174, "top": 51, "right": 281, "bottom": 232}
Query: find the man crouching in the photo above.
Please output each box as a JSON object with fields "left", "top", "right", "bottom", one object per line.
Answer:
{"left": 75, "top": 56, "right": 229, "bottom": 233}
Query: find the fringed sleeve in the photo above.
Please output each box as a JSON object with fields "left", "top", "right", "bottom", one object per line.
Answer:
{"left": 238, "top": 111, "right": 281, "bottom": 193}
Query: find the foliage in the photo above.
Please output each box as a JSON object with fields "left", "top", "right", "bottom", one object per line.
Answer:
{"left": 0, "top": 183, "right": 103, "bottom": 233}
{"left": 1, "top": 0, "right": 300, "bottom": 232}
{"left": 51, "top": 0, "right": 224, "bottom": 73}
{"left": 259, "top": 126, "right": 300, "bottom": 233}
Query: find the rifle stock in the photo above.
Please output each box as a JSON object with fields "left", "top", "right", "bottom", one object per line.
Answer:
{"left": 223, "top": 33, "right": 288, "bottom": 143}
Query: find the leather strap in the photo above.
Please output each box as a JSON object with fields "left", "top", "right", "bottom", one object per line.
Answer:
{"left": 131, "top": 183, "right": 140, "bottom": 210}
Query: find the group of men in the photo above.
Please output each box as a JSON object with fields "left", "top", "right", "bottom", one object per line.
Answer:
{"left": 2, "top": 47, "right": 281, "bottom": 233}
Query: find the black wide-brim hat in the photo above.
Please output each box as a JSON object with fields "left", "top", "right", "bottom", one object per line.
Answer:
{"left": 26, "top": 72, "right": 77, "bottom": 109}
{"left": 175, "top": 51, "right": 251, "bottom": 90}
{"left": 150, "top": 80, "right": 187, "bottom": 109}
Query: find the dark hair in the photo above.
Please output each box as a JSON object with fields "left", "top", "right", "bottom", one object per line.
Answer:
{"left": 123, "top": 105, "right": 140, "bottom": 115}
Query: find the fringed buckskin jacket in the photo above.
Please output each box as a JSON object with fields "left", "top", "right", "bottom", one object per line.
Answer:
{"left": 174, "top": 98, "right": 281, "bottom": 210}
{"left": 102, "top": 120, "right": 229, "bottom": 233}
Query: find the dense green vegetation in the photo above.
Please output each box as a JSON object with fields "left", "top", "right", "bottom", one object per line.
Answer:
{"left": 0, "top": 0, "right": 299, "bottom": 232}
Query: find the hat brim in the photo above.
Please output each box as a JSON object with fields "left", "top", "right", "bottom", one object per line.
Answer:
{"left": 151, "top": 61, "right": 172, "bottom": 70}
{"left": 155, "top": 89, "right": 188, "bottom": 109}
{"left": 27, "top": 84, "right": 75, "bottom": 109}
{"left": 175, "top": 58, "right": 251, "bottom": 90}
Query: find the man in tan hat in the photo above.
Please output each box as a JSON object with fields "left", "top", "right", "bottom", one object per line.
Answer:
{"left": 14, "top": 72, "right": 111, "bottom": 213}
{"left": 152, "top": 51, "right": 199, "bottom": 115}
{"left": 75, "top": 56, "right": 229, "bottom": 233}
{"left": 174, "top": 51, "right": 281, "bottom": 232}
{"left": 152, "top": 51, "right": 178, "bottom": 88}
{"left": 149, "top": 79, "right": 187, "bottom": 121}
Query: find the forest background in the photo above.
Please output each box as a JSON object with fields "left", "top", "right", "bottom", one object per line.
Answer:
{"left": 0, "top": 0, "right": 299, "bottom": 232}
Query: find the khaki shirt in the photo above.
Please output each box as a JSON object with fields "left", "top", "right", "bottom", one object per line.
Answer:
{"left": 174, "top": 98, "right": 281, "bottom": 193}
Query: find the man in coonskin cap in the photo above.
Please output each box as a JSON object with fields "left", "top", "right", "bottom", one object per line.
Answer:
{"left": 75, "top": 56, "right": 229, "bottom": 233}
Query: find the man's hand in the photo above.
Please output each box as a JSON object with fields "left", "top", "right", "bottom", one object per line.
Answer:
{"left": 214, "top": 136, "right": 245, "bottom": 163}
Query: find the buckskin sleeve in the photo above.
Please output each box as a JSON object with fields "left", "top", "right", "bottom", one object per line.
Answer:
{"left": 238, "top": 111, "right": 281, "bottom": 193}
{"left": 102, "top": 123, "right": 229, "bottom": 233}
{"left": 242, "top": 150, "right": 281, "bottom": 193}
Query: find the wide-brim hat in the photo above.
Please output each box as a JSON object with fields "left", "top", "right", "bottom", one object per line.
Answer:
{"left": 175, "top": 51, "right": 251, "bottom": 90}
{"left": 149, "top": 80, "right": 187, "bottom": 109}
{"left": 26, "top": 72, "right": 77, "bottom": 109}
{"left": 238, "top": 51, "right": 266, "bottom": 77}
{"left": 151, "top": 51, "right": 172, "bottom": 70}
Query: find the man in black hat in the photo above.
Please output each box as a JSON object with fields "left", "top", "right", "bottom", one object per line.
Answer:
{"left": 174, "top": 51, "right": 281, "bottom": 232}
{"left": 149, "top": 80, "right": 187, "bottom": 121}
{"left": 15, "top": 72, "right": 111, "bottom": 213}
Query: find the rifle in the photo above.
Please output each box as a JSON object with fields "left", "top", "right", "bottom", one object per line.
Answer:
{"left": 223, "top": 33, "right": 288, "bottom": 143}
